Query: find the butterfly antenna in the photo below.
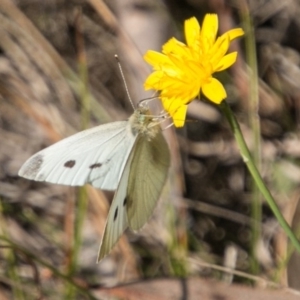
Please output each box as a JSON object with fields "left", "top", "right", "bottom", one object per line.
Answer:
{"left": 115, "top": 55, "right": 135, "bottom": 110}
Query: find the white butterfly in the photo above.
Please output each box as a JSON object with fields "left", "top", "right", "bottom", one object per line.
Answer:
{"left": 18, "top": 103, "right": 170, "bottom": 261}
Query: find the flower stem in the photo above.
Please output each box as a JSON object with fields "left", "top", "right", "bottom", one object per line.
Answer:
{"left": 221, "top": 101, "right": 300, "bottom": 253}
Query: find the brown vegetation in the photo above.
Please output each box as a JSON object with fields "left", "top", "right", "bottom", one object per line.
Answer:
{"left": 1, "top": 0, "right": 300, "bottom": 299}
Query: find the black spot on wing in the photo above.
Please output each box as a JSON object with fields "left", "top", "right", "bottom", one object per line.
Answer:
{"left": 64, "top": 160, "right": 76, "bottom": 168}
{"left": 89, "top": 163, "right": 102, "bottom": 169}
{"left": 21, "top": 154, "right": 44, "bottom": 177}
{"left": 123, "top": 198, "right": 127, "bottom": 207}
{"left": 113, "top": 207, "right": 118, "bottom": 221}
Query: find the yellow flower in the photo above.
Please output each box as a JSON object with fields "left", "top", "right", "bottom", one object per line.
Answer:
{"left": 144, "top": 14, "right": 244, "bottom": 127}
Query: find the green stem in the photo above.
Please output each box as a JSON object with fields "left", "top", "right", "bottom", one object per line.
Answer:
{"left": 65, "top": 17, "right": 90, "bottom": 298}
{"left": 243, "top": 9, "right": 261, "bottom": 274}
{"left": 65, "top": 188, "right": 88, "bottom": 299}
{"left": 221, "top": 101, "right": 300, "bottom": 253}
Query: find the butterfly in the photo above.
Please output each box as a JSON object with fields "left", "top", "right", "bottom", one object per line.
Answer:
{"left": 18, "top": 103, "right": 170, "bottom": 261}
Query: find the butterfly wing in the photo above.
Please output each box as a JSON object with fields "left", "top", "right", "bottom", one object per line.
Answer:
{"left": 126, "top": 131, "right": 170, "bottom": 231}
{"left": 97, "top": 145, "right": 135, "bottom": 261}
{"left": 18, "top": 121, "right": 136, "bottom": 191}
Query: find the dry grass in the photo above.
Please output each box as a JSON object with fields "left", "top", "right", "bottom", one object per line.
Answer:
{"left": 1, "top": 0, "right": 300, "bottom": 299}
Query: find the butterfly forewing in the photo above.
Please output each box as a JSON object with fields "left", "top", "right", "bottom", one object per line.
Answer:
{"left": 126, "top": 131, "right": 170, "bottom": 231}
{"left": 19, "top": 121, "right": 136, "bottom": 191}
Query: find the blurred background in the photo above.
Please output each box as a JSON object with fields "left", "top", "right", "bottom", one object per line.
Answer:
{"left": 1, "top": 0, "right": 300, "bottom": 299}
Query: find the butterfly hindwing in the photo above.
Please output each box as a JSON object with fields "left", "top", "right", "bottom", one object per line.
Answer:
{"left": 19, "top": 121, "right": 136, "bottom": 191}
{"left": 97, "top": 145, "right": 136, "bottom": 261}
{"left": 126, "top": 131, "right": 170, "bottom": 231}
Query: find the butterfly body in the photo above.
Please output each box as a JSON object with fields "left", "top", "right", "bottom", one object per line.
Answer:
{"left": 19, "top": 105, "right": 170, "bottom": 261}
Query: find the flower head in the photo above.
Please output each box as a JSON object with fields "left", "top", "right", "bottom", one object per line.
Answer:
{"left": 144, "top": 14, "right": 244, "bottom": 127}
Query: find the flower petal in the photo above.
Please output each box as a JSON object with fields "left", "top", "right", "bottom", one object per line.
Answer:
{"left": 144, "top": 51, "right": 170, "bottom": 68}
{"left": 144, "top": 71, "right": 165, "bottom": 90}
{"left": 185, "top": 17, "right": 200, "bottom": 47}
{"left": 210, "top": 34, "right": 230, "bottom": 65}
{"left": 162, "top": 97, "right": 188, "bottom": 127}
{"left": 201, "top": 14, "right": 218, "bottom": 50}
{"left": 202, "top": 78, "right": 226, "bottom": 104}
{"left": 215, "top": 52, "right": 238, "bottom": 72}
{"left": 227, "top": 28, "right": 245, "bottom": 41}
{"left": 172, "top": 105, "right": 187, "bottom": 127}
{"left": 163, "top": 38, "right": 190, "bottom": 58}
